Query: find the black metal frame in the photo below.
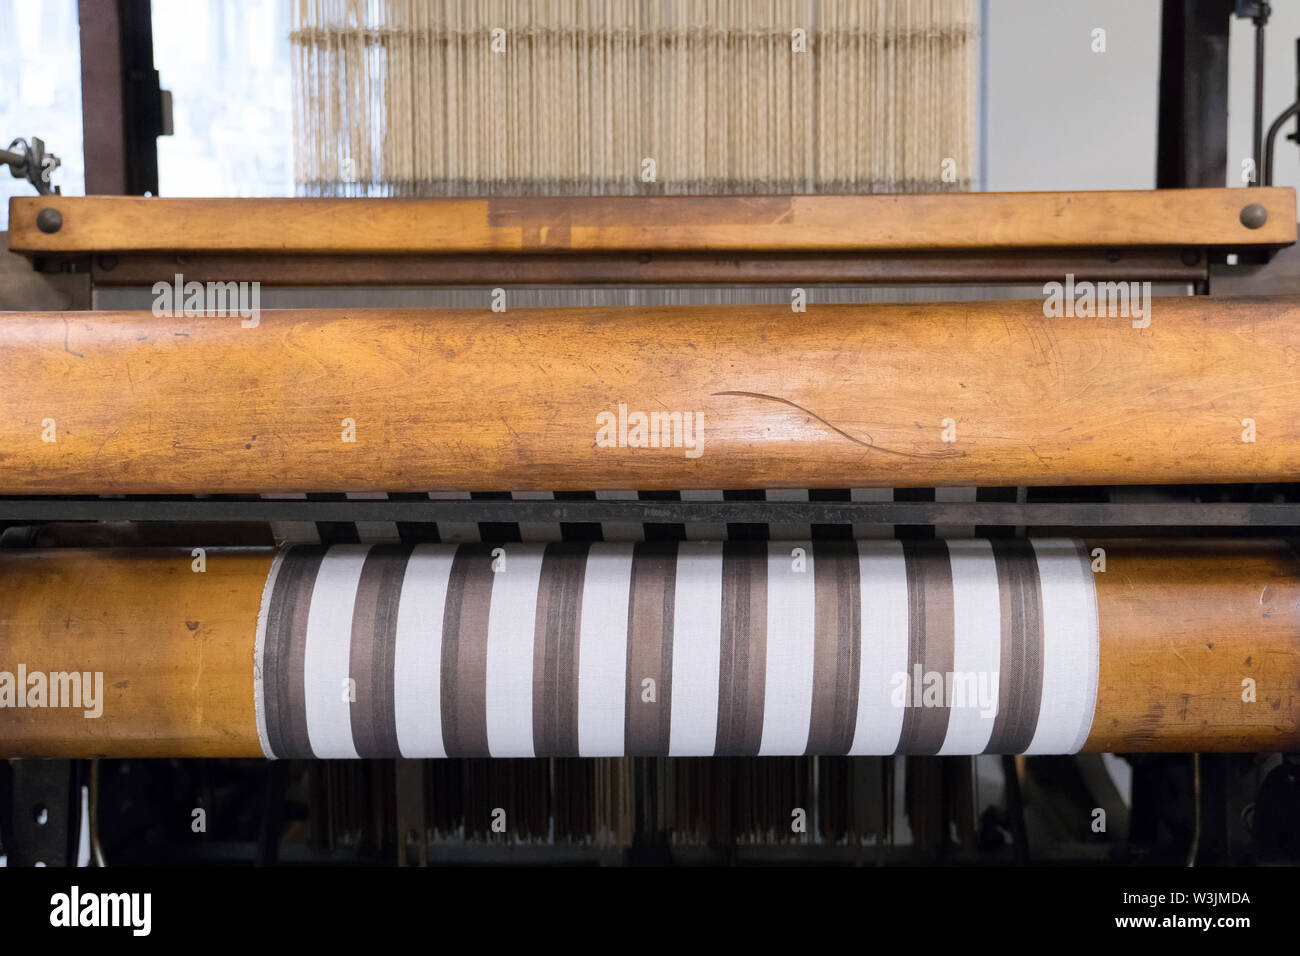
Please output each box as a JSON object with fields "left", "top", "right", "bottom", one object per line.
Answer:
{"left": 78, "top": 0, "right": 165, "bottom": 197}
{"left": 1158, "top": 0, "right": 1235, "bottom": 190}
{"left": 0, "top": 495, "right": 1297, "bottom": 529}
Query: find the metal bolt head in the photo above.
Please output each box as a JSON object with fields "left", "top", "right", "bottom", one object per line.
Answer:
{"left": 1240, "top": 203, "right": 1268, "bottom": 229}
{"left": 35, "top": 208, "right": 62, "bottom": 233}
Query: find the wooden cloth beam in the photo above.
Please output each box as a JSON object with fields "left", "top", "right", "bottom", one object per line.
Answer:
{"left": 0, "top": 539, "right": 1294, "bottom": 758}
{"left": 2, "top": 296, "right": 1299, "bottom": 493}
{"left": 7, "top": 190, "right": 1296, "bottom": 255}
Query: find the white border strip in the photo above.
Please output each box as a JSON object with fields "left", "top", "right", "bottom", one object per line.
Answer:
{"left": 302, "top": 544, "right": 372, "bottom": 758}
{"left": 1025, "top": 538, "right": 1100, "bottom": 754}
{"left": 393, "top": 544, "right": 456, "bottom": 757}
{"left": 759, "top": 541, "right": 817, "bottom": 755}
{"left": 849, "top": 540, "right": 909, "bottom": 754}
{"left": 668, "top": 541, "right": 724, "bottom": 755}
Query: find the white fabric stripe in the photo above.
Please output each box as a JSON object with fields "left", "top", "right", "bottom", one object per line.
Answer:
{"left": 934, "top": 486, "right": 977, "bottom": 539}
{"left": 938, "top": 539, "right": 1002, "bottom": 754}
{"left": 261, "top": 492, "right": 320, "bottom": 545}
{"left": 392, "top": 545, "right": 456, "bottom": 758}
{"left": 849, "top": 540, "right": 909, "bottom": 754}
{"left": 512, "top": 491, "right": 564, "bottom": 542}
{"left": 680, "top": 489, "right": 727, "bottom": 541}
{"left": 302, "top": 544, "right": 372, "bottom": 758}
{"left": 253, "top": 547, "right": 290, "bottom": 757}
{"left": 765, "top": 488, "right": 811, "bottom": 541}
{"left": 577, "top": 543, "right": 635, "bottom": 757}
{"left": 346, "top": 491, "right": 401, "bottom": 541}
{"left": 759, "top": 540, "right": 817, "bottom": 755}
{"left": 1025, "top": 538, "right": 1100, "bottom": 754}
{"left": 594, "top": 489, "right": 644, "bottom": 542}
{"left": 427, "top": 491, "right": 480, "bottom": 543}
{"left": 668, "top": 542, "right": 724, "bottom": 755}
{"left": 484, "top": 545, "right": 546, "bottom": 757}
{"left": 850, "top": 487, "right": 893, "bottom": 540}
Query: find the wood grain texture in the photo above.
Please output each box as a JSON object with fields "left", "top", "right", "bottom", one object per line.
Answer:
{"left": 0, "top": 548, "right": 271, "bottom": 758}
{"left": 0, "top": 541, "right": 1294, "bottom": 757}
{"left": 3, "top": 296, "right": 1300, "bottom": 493}
{"left": 1086, "top": 539, "right": 1300, "bottom": 753}
{"left": 7, "top": 189, "right": 1296, "bottom": 254}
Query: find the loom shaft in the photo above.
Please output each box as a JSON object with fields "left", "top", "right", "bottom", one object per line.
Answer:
{"left": 3, "top": 296, "right": 1300, "bottom": 493}
{"left": 0, "top": 539, "right": 1294, "bottom": 758}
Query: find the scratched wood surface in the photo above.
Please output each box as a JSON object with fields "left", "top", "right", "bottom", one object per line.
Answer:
{"left": 0, "top": 548, "right": 270, "bottom": 758}
{"left": 0, "top": 542, "right": 1294, "bottom": 757}
{"left": 2, "top": 296, "right": 1299, "bottom": 493}
{"left": 1087, "top": 539, "right": 1300, "bottom": 753}
{"left": 7, "top": 189, "right": 1296, "bottom": 254}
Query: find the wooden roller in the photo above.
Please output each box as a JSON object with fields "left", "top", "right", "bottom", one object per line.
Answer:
{"left": 0, "top": 539, "right": 1295, "bottom": 758}
{"left": 2, "top": 295, "right": 1300, "bottom": 493}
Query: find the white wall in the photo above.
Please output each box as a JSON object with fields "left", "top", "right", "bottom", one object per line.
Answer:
{"left": 1228, "top": 6, "right": 1300, "bottom": 190}
{"left": 983, "top": 0, "right": 1162, "bottom": 191}
{"left": 0, "top": 0, "right": 83, "bottom": 229}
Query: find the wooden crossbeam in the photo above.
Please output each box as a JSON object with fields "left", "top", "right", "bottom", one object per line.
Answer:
{"left": 8, "top": 189, "right": 1296, "bottom": 255}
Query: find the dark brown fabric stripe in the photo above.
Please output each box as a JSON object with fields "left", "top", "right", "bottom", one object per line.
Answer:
{"left": 532, "top": 542, "right": 589, "bottom": 757}
{"left": 983, "top": 538, "right": 1045, "bottom": 754}
{"left": 439, "top": 544, "right": 496, "bottom": 757}
{"left": 624, "top": 541, "right": 677, "bottom": 756}
{"left": 806, "top": 541, "right": 862, "bottom": 755}
{"left": 349, "top": 544, "right": 409, "bottom": 757}
{"left": 714, "top": 541, "right": 767, "bottom": 755}
{"left": 261, "top": 546, "right": 326, "bottom": 758}
{"left": 895, "top": 540, "right": 955, "bottom": 755}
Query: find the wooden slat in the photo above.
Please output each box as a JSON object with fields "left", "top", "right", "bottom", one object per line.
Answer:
{"left": 2, "top": 296, "right": 1299, "bottom": 493}
{"left": 8, "top": 189, "right": 1296, "bottom": 255}
{"left": 0, "top": 541, "right": 1294, "bottom": 757}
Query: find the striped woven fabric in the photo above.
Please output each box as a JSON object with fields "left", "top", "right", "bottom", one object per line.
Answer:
{"left": 255, "top": 538, "right": 1098, "bottom": 759}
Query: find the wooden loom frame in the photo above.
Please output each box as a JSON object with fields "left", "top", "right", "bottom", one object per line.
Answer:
{"left": 7, "top": 188, "right": 1296, "bottom": 287}
{"left": 2, "top": 188, "right": 1299, "bottom": 760}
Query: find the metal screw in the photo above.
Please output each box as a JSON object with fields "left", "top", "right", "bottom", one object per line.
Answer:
{"left": 1240, "top": 203, "right": 1269, "bottom": 229}
{"left": 35, "top": 208, "right": 62, "bottom": 233}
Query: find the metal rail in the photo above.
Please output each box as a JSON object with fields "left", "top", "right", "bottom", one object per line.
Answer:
{"left": 0, "top": 497, "right": 1298, "bottom": 527}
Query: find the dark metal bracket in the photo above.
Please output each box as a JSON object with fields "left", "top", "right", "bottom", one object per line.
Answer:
{"left": 1, "top": 137, "right": 61, "bottom": 196}
{"left": 3, "top": 760, "right": 76, "bottom": 867}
